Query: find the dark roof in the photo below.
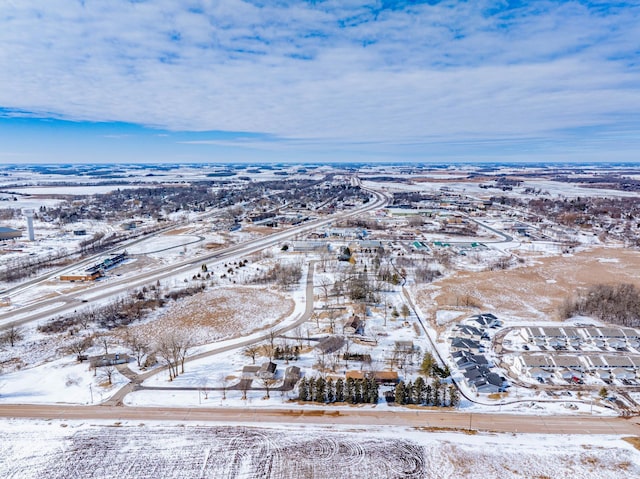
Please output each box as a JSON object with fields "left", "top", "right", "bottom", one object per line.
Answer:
{"left": 259, "top": 361, "right": 277, "bottom": 373}
{"left": 316, "top": 335, "right": 345, "bottom": 353}
{"left": 451, "top": 338, "right": 481, "bottom": 350}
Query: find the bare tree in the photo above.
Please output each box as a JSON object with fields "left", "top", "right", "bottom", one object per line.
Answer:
{"left": 99, "top": 365, "right": 116, "bottom": 385}
{"left": 317, "top": 277, "right": 333, "bottom": 306}
{"left": 243, "top": 345, "right": 260, "bottom": 364}
{"left": 218, "top": 373, "right": 228, "bottom": 400}
{"left": 124, "top": 331, "right": 149, "bottom": 368}
{"left": 98, "top": 335, "right": 112, "bottom": 355}
{"left": 1, "top": 325, "right": 23, "bottom": 347}
{"left": 156, "top": 337, "right": 177, "bottom": 381}
{"left": 155, "top": 332, "right": 192, "bottom": 380}
{"left": 258, "top": 375, "right": 277, "bottom": 399}
{"left": 67, "top": 337, "right": 93, "bottom": 360}
{"left": 240, "top": 377, "right": 250, "bottom": 401}
{"left": 199, "top": 376, "right": 210, "bottom": 400}
{"left": 292, "top": 326, "right": 305, "bottom": 349}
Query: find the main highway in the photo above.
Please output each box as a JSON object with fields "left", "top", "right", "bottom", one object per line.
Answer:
{"left": 0, "top": 403, "right": 638, "bottom": 435}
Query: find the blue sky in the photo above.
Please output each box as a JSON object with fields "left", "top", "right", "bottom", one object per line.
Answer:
{"left": 0, "top": 0, "right": 639, "bottom": 164}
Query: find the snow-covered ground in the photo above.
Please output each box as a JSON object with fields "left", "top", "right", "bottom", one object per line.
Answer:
{"left": 1, "top": 419, "right": 639, "bottom": 479}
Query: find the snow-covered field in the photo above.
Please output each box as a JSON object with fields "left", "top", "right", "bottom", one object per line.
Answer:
{"left": 1, "top": 420, "right": 638, "bottom": 479}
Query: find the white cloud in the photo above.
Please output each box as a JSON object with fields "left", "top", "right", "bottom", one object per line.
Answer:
{"left": 0, "top": 0, "right": 639, "bottom": 158}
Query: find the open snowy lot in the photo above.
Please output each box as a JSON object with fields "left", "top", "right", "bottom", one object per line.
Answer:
{"left": 413, "top": 247, "right": 640, "bottom": 323}
{"left": 1, "top": 420, "right": 639, "bottom": 479}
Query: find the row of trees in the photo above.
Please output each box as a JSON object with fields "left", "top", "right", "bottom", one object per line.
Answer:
{"left": 37, "top": 281, "right": 207, "bottom": 334}
{"left": 297, "top": 376, "right": 379, "bottom": 404}
{"left": 0, "top": 248, "right": 71, "bottom": 283}
{"left": 394, "top": 377, "right": 460, "bottom": 407}
{"left": 561, "top": 283, "right": 640, "bottom": 327}
{"left": 251, "top": 262, "right": 303, "bottom": 289}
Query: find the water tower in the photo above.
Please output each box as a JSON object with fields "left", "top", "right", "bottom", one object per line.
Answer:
{"left": 23, "top": 209, "right": 35, "bottom": 241}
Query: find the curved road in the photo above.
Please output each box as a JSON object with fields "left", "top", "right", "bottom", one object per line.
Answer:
{"left": 106, "top": 260, "right": 317, "bottom": 405}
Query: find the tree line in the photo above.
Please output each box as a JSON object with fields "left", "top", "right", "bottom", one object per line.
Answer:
{"left": 561, "top": 283, "right": 640, "bottom": 327}
{"left": 297, "top": 376, "right": 379, "bottom": 404}
{"left": 393, "top": 377, "right": 460, "bottom": 407}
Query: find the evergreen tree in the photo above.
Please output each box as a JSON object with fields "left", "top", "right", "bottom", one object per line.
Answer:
{"left": 354, "top": 379, "right": 363, "bottom": 404}
{"left": 307, "top": 377, "right": 316, "bottom": 401}
{"left": 345, "top": 377, "right": 355, "bottom": 404}
{"left": 433, "top": 378, "right": 441, "bottom": 406}
{"left": 425, "top": 384, "right": 433, "bottom": 406}
{"left": 326, "top": 378, "right": 335, "bottom": 403}
{"left": 314, "top": 377, "right": 326, "bottom": 403}
{"left": 298, "top": 377, "right": 309, "bottom": 401}
{"left": 413, "top": 376, "right": 425, "bottom": 405}
{"left": 448, "top": 385, "right": 460, "bottom": 407}
{"left": 420, "top": 352, "right": 436, "bottom": 377}
{"left": 406, "top": 380, "right": 415, "bottom": 404}
{"left": 395, "top": 381, "right": 406, "bottom": 405}
{"left": 368, "top": 378, "right": 379, "bottom": 404}
{"left": 335, "top": 378, "right": 345, "bottom": 402}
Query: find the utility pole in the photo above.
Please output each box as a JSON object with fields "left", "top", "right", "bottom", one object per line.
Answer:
{"left": 89, "top": 384, "right": 93, "bottom": 404}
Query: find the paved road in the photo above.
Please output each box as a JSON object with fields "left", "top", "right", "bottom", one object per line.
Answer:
{"left": 0, "top": 403, "right": 639, "bottom": 435}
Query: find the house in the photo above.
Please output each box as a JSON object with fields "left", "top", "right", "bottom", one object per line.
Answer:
{"left": 467, "top": 314, "right": 501, "bottom": 330}
{"left": 89, "top": 353, "right": 130, "bottom": 368}
{"left": 561, "top": 327, "right": 583, "bottom": 348}
{"left": 450, "top": 338, "right": 483, "bottom": 354}
{"left": 372, "top": 370, "right": 399, "bottom": 385}
{"left": 527, "top": 367, "right": 554, "bottom": 381}
{"left": 611, "top": 367, "right": 635, "bottom": 380}
{"left": 453, "top": 352, "right": 489, "bottom": 371}
{"left": 343, "top": 316, "right": 365, "bottom": 335}
{"left": 258, "top": 361, "right": 277, "bottom": 379}
{"left": 345, "top": 370, "right": 366, "bottom": 381}
{"left": 316, "top": 336, "right": 346, "bottom": 354}
{"left": 463, "top": 366, "right": 504, "bottom": 393}
{"left": 345, "top": 370, "right": 399, "bottom": 385}
{"left": 521, "top": 327, "right": 547, "bottom": 345}
{"left": 451, "top": 325, "right": 483, "bottom": 341}
{"left": 513, "top": 354, "right": 555, "bottom": 376}
{"left": 0, "top": 227, "right": 22, "bottom": 241}
{"left": 552, "top": 356, "right": 584, "bottom": 371}
{"left": 394, "top": 340, "right": 415, "bottom": 353}
{"left": 555, "top": 368, "right": 583, "bottom": 381}
{"left": 603, "top": 355, "right": 637, "bottom": 369}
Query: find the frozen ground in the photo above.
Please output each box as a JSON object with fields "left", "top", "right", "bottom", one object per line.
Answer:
{"left": 0, "top": 420, "right": 638, "bottom": 479}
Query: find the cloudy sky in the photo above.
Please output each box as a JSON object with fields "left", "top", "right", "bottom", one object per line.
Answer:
{"left": 1, "top": 0, "right": 639, "bottom": 164}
